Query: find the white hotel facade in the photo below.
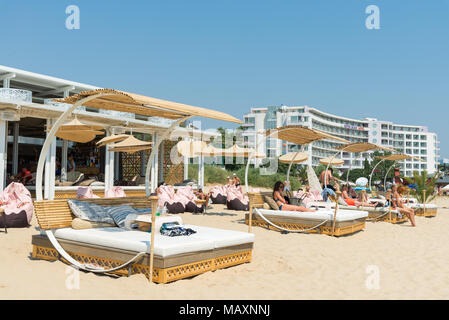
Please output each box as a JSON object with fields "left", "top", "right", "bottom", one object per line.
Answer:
{"left": 242, "top": 105, "right": 439, "bottom": 177}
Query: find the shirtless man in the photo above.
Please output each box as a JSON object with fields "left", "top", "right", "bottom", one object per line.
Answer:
{"left": 319, "top": 167, "right": 339, "bottom": 192}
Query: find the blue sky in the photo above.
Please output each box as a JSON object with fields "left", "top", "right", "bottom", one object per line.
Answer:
{"left": 1, "top": 0, "right": 448, "bottom": 157}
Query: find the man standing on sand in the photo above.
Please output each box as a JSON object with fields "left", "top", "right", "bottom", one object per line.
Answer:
{"left": 319, "top": 167, "right": 339, "bottom": 192}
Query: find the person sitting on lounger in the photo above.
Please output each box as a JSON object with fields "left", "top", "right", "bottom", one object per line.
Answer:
{"left": 273, "top": 181, "right": 315, "bottom": 212}
{"left": 195, "top": 188, "right": 211, "bottom": 204}
{"left": 342, "top": 185, "right": 379, "bottom": 208}
{"left": 391, "top": 184, "right": 416, "bottom": 227}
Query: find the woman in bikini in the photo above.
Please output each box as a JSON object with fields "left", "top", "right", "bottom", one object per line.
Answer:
{"left": 391, "top": 184, "right": 416, "bottom": 227}
{"left": 341, "top": 185, "right": 379, "bottom": 208}
{"left": 273, "top": 181, "right": 315, "bottom": 212}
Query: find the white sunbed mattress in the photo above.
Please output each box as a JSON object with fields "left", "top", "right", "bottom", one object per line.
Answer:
{"left": 409, "top": 203, "right": 437, "bottom": 209}
{"left": 53, "top": 225, "right": 254, "bottom": 258}
{"left": 256, "top": 208, "right": 368, "bottom": 222}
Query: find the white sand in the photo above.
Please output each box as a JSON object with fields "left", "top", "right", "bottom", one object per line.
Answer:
{"left": 1, "top": 197, "right": 449, "bottom": 300}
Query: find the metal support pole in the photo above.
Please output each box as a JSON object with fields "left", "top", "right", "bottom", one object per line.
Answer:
{"left": 0, "top": 120, "right": 7, "bottom": 190}
{"left": 12, "top": 122, "right": 19, "bottom": 176}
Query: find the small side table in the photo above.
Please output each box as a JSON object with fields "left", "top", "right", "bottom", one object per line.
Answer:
{"left": 0, "top": 208, "right": 6, "bottom": 234}
{"left": 195, "top": 200, "right": 207, "bottom": 214}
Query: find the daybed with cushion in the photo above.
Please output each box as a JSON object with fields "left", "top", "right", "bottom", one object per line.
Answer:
{"left": 247, "top": 192, "right": 368, "bottom": 236}
{"left": 32, "top": 197, "right": 253, "bottom": 283}
{"left": 411, "top": 203, "right": 438, "bottom": 217}
{"left": 306, "top": 200, "right": 408, "bottom": 224}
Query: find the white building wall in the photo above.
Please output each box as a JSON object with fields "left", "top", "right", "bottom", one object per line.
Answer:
{"left": 242, "top": 105, "right": 439, "bottom": 177}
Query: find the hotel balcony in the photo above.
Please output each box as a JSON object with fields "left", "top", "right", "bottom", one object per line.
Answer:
{"left": 0, "top": 88, "right": 32, "bottom": 103}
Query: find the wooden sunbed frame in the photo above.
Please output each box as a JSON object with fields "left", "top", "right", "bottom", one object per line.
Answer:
{"left": 32, "top": 197, "right": 252, "bottom": 283}
{"left": 246, "top": 192, "right": 366, "bottom": 236}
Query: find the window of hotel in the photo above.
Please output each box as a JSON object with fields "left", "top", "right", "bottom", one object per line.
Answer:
{"left": 421, "top": 142, "right": 426, "bottom": 147}
{"left": 413, "top": 149, "right": 419, "bottom": 154}
{"left": 290, "top": 116, "right": 299, "bottom": 123}
{"left": 406, "top": 135, "right": 411, "bottom": 139}
{"left": 372, "top": 139, "right": 377, "bottom": 143}
{"left": 406, "top": 164, "right": 412, "bottom": 169}
{"left": 421, "top": 135, "right": 426, "bottom": 140}
{"left": 406, "top": 149, "right": 412, "bottom": 154}
{"left": 413, "top": 135, "right": 419, "bottom": 140}
{"left": 406, "top": 142, "right": 411, "bottom": 146}
{"left": 421, "top": 150, "right": 427, "bottom": 155}
{"left": 421, "top": 164, "right": 427, "bottom": 169}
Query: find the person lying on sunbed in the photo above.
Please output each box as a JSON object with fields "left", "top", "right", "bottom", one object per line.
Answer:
{"left": 342, "top": 185, "right": 379, "bottom": 208}
{"left": 391, "top": 184, "right": 416, "bottom": 227}
{"left": 273, "top": 181, "right": 315, "bottom": 212}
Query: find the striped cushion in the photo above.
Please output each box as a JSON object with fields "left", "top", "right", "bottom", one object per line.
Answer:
{"left": 68, "top": 200, "right": 115, "bottom": 225}
{"left": 103, "top": 205, "right": 138, "bottom": 228}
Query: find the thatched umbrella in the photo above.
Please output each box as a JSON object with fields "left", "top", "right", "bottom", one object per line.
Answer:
{"left": 319, "top": 157, "right": 344, "bottom": 166}
{"left": 50, "top": 118, "right": 105, "bottom": 143}
{"left": 279, "top": 152, "right": 308, "bottom": 164}
{"left": 55, "top": 130, "right": 104, "bottom": 143}
{"left": 96, "top": 134, "right": 130, "bottom": 147}
{"left": 108, "top": 135, "right": 152, "bottom": 154}
{"left": 176, "top": 140, "right": 208, "bottom": 158}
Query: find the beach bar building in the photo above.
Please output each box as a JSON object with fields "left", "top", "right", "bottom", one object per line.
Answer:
{"left": 0, "top": 65, "right": 224, "bottom": 199}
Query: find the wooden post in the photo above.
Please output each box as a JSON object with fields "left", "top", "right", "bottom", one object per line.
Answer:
{"left": 248, "top": 192, "right": 254, "bottom": 233}
{"left": 149, "top": 195, "right": 158, "bottom": 282}
{"left": 387, "top": 190, "right": 392, "bottom": 221}
{"left": 332, "top": 191, "right": 341, "bottom": 236}
{"left": 423, "top": 190, "right": 426, "bottom": 215}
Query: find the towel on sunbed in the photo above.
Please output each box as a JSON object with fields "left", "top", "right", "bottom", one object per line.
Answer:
{"left": 0, "top": 182, "right": 33, "bottom": 226}
{"left": 294, "top": 190, "right": 323, "bottom": 205}
{"left": 104, "top": 186, "right": 127, "bottom": 198}
{"left": 76, "top": 186, "right": 100, "bottom": 199}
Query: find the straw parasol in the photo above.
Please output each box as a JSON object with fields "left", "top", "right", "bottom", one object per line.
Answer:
{"left": 279, "top": 152, "right": 308, "bottom": 164}
{"left": 96, "top": 134, "right": 130, "bottom": 147}
{"left": 55, "top": 130, "right": 104, "bottom": 143}
{"left": 222, "top": 144, "right": 263, "bottom": 158}
{"left": 56, "top": 118, "right": 104, "bottom": 131}
{"left": 266, "top": 125, "right": 349, "bottom": 145}
{"left": 176, "top": 140, "right": 208, "bottom": 158}
{"left": 108, "top": 135, "right": 152, "bottom": 154}
{"left": 336, "top": 142, "right": 394, "bottom": 153}
{"left": 376, "top": 154, "right": 422, "bottom": 161}
{"left": 50, "top": 118, "right": 105, "bottom": 143}
{"left": 319, "top": 157, "right": 344, "bottom": 166}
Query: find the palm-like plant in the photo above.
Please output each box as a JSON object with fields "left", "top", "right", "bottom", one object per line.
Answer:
{"left": 404, "top": 170, "right": 441, "bottom": 203}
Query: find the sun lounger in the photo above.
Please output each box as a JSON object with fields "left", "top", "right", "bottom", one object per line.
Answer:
{"left": 306, "top": 201, "right": 408, "bottom": 224}
{"left": 247, "top": 192, "right": 367, "bottom": 236}
{"left": 410, "top": 203, "right": 438, "bottom": 217}
{"left": 32, "top": 197, "right": 253, "bottom": 283}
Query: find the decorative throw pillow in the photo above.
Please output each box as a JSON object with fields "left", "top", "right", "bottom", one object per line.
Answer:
{"left": 68, "top": 200, "right": 115, "bottom": 224}
{"left": 134, "top": 208, "right": 152, "bottom": 214}
{"left": 263, "top": 195, "right": 279, "bottom": 210}
{"left": 71, "top": 218, "right": 115, "bottom": 230}
{"left": 103, "top": 205, "right": 138, "bottom": 228}
{"left": 263, "top": 202, "right": 270, "bottom": 210}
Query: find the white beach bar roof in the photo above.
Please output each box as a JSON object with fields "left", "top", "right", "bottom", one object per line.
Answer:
{"left": 0, "top": 65, "right": 222, "bottom": 196}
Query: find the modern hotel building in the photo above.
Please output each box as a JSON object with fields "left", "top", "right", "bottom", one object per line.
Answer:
{"left": 242, "top": 105, "right": 439, "bottom": 176}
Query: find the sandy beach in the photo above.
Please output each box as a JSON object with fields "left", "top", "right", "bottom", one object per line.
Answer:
{"left": 1, "top": 196, "right": 449, "bottom": 300}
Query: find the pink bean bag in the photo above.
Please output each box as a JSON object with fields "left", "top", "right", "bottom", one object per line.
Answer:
{"left": 76, "top": 187, "right": 100, "bottom": 199}
{"left": 0, "top": 182, "right": 33, "bottom": 228}
{"left": 225, "top": 185, "right": 249, "bottom": 211}
{"left": 210, "top": 185, "right": 227, "bottom": 204}
{"left": 157, "top": 185, "right": 184, "bottom": 214}
{"left": 104, "top": 186, "right": 127, "bottom": 198}
{"left": 175, "top": 186, "right": 203, "bottom": 213}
